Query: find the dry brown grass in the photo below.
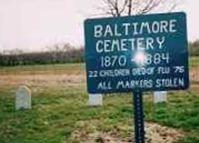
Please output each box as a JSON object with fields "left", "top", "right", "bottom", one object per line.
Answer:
{"left": 70, "top": 120, "right": 184, "bottom": 143}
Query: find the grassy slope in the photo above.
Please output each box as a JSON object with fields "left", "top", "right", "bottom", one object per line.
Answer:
{"left": 0, "top": 57, "right": 199, "bottom": 143}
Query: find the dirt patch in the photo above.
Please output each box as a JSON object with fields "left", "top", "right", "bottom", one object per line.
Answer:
{"left": 145, "top": 122, "right": 183, "bottom": 143}
{"left": 190, "top": 68, "right": 199, "bottom": 81}
{"left": 69, "top": 121, "right": 184, "bottom": 143}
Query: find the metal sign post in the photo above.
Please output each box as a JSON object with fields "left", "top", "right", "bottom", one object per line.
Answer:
{"left": 133, "top": 91, "right": 145, "bottom": 143}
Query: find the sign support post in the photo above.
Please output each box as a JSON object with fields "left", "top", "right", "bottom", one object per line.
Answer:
{"left": 133, "top": 91, "right": 145, "bottom": 143}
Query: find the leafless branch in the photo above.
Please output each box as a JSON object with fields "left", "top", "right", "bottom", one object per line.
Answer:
{"left": 98, "top": 0, "right": 179, "bottom": 17}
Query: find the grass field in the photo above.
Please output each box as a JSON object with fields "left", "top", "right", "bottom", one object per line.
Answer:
{"left": 0, "top": 57, "right": 199, "bottom": 143}
{"left": 190, "top": 57, "right": 199, "bottom": 68}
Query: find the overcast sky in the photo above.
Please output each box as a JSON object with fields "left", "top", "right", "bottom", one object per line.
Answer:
{"left": 0, "top": 0, "right": 198, "bottom": 52}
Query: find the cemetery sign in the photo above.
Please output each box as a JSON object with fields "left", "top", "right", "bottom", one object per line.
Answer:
{"left": 84, "top": 12, "right": 189, "bottom": 94}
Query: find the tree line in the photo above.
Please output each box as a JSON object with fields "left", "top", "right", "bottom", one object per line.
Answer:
{"left": 0, "top": 40, "right": 198, "bottom": 66}
{"left": 0, "top": 44, "right": 84, "bottom": 66}
{"left": 189, "top": 40, "right": 199, "bottom": 56}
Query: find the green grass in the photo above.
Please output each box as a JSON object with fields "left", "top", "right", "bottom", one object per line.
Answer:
{"left": 190, "top": 56, "right": 199, "bottom": 68}
{"left": 0, "top": 87, "right": 199, "bottom": 142}
{"left": 0, "top": 58, "right": 199, "bottom": 143}
{"left": 0, "top": 86, "right": 134, "bottom": 143}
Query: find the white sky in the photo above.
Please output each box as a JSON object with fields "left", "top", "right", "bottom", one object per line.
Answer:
{"left": 0, "top": 0, "right": 198, "bottom": 52}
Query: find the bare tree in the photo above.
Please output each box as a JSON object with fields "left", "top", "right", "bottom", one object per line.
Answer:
{"left": 99, "top": 0, "right": 179, "bottom": 17}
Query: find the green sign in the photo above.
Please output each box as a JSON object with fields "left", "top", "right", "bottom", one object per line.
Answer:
{"left": 84, "top": 12, "right": 189, "bottom": 93}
